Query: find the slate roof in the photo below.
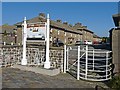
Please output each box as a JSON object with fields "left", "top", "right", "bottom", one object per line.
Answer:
{"left": 93, "top": 34, "right": 100, "bottom": 38}
{"left": 1, "top": 25, "right": 16, "bottom": 33}
{"left": 15, "top": 15, "right": 84, "bottom": 35}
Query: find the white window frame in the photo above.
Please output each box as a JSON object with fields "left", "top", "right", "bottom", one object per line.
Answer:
{"left": 58, "top": 30, "right": 60, "bottom": 35}
{"left": 65, "top": 32, "right": 66, "bottom": 36}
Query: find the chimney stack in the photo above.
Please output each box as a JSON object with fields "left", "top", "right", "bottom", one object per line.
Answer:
{"left": 56, "top": 19, "right": 62, "bottom": 23}
{"left": 63, "top": 22, "right": 68, "bottom": 25}
{"left": 39, "top": 13, "right": 46, "bottom": 19}
{"left": 69, "top": 24, "right": 73, "bottom": 27}
{"left": 82, "top": 26, "right": 87, "bottom": 29}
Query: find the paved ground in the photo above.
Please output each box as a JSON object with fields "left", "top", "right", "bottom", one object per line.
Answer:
{"left": 2, "top": 67, "right": 108, "bottom": 88}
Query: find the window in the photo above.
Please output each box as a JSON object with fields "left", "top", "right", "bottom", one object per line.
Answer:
{"left": 50, "top": 37, "right": 52, "bottom": 41}
{"left": 65, "top": 32, "right": 66, "bottom": 36}
{"left": 30, "top": 28, "right": 32, "bottom": 31}
{"left": 65, "top": 38, "right": 66, "bottom": 43}
{"left": 58, "top": 30, "right": 60, "bottom": 35}
{"left": 50, "top": 28, "right": 52, "bottom": 33}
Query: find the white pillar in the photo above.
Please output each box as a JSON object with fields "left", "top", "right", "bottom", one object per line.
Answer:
{"left": 85, "top": 45, "right": 88, "bottom": 79}
{"left": 44, "top": 14, "right": 50, "bottom": 69}
{"left": 106, "top": 51, "right": 108, "bottom": 79}
{"left": 93, "top": 49, "right": 94, "bottom": 70}
{"left": 66, "top": 47, "right": 69, "bottom": 71}
{"left": 77, "top": 46, "right": 80, "bottom": 80}
{"left": 21, "top": 17, "right": 27, "bottom": 65}
{"left": 64, "top": 45, "right": 67, "bottom": 73}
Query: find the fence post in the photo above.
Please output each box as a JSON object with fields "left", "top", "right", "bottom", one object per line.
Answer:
{"left": 93, "top": 49, "right": 94, "bottom": 71}
{"left": 64, "top": 45, "right": 67, "bottom": 73}
{"left": 44, "top": 14, "right": 50, "bottom": 69}
{"left": 85, "top": 45, "right": 88, "bottom": 79}
{"left": 77, "top": 46, "right": 80, "bottom": 80}
{"left": 66, "top": 47, "right": 69, "bottom": 71}
{"left": 106, "top": 51, "right": 108, "bottom": 79}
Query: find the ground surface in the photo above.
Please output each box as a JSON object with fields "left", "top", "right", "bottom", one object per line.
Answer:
{"left": 2, "top": 67, "right": 108, "bottom": 88}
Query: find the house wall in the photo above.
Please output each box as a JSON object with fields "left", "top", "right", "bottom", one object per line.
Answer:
{"left": 82, "top": 30, "right": 93, "bottom": 41}
{"left": 50, "top": 27, "right": 82, "bottom": 45}
{"left": 110, "top": 29, "right": 120, "bottom": 73}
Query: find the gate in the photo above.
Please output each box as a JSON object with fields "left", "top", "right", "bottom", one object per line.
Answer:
{"left": 64, "top": 45, "right": 112, "bottom": 81}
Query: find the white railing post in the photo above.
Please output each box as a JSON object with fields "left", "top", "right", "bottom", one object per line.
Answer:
{"left": 3, "top": 42, "right": 6, "bottom": 45}
{"left": 21, "top": 17, "right": 27, "bottom": 65}
{"left": 85, "top": 45, "right": 88, "bottom": 79}
{"left": 66, "top": 47, "right": 69, "bottom": 71}
{"left": 106, "top": 51, "right": 108, "bottom": 79}
{"left": 77, "top": 46, "right": 80, "bottom": 80}
{"left": 64, "top": 45, "right": 67, "bottom": 73}
{"left": 93, "top": 49, "right": 94, "bottom": 70}
{"left": 44, "top": 14, "right": 50, "bottom": 69}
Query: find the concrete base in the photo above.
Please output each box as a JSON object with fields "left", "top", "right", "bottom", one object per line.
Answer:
{"left": 12, "top": 65, "right": 60, "bottom": 76}
{"left": 44, "top": 61, "right": 50, "bottom": 69}
{"left": 21, "top": 59, "right": 27, "bottom": 65}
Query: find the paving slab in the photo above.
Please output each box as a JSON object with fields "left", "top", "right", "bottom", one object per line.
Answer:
{"left": 2, "top": 67, "right": 109, "bottom": 88}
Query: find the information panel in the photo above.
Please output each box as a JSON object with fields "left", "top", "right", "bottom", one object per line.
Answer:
{"left": 27, "top": 22, "right": 46, "bottom": 40}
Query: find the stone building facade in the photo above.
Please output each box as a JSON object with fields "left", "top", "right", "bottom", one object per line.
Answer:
{"left": 109, "top": 13, "right": 120, "bottom": 74}
{"left": 93, "top": 34, "right": 102, "bottom": 44}
{"left": 73, "top": 22, "right": 94, "bottom": 41}
{"left": 2, "top": 13, "right": 95, "bottom": 46}
{"left": 1, "top": 25, "right": 17, "bottom": 45}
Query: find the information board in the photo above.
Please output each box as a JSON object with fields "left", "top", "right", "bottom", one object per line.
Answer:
{"left": 27, "top": 22, "right": 46, "bottom": 40}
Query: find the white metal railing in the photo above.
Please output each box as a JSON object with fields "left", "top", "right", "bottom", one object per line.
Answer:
{"left": 64, "top": 45, "right": 112, "bottom": 81}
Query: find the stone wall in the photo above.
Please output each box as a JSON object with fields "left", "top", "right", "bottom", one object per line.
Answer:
{"left": 0, "top": 46, "right": 64, "bottom": 72}
{"left": 109, "top": 28, "right": 120, "bottom": 73}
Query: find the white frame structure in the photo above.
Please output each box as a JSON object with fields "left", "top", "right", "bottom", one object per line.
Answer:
{"left": 64, "top": 45, "right": 112, "bottom": 81}
{"left": 21, "top": 17, "right": 27, "bottom": 65}
{"left": 22, "top": 14, "right": 51, "bottom": 69}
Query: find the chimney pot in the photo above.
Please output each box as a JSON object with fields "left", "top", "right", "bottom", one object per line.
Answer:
{"left": 63, "top": 22, "right": 68, "bottom": 25}
{"left": 56, "top": 19, "right": 62, "bottom": 23}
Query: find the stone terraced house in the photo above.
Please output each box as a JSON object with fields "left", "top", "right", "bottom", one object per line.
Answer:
{"left": 2, "top": 13, "right": 96, "bottom": 46}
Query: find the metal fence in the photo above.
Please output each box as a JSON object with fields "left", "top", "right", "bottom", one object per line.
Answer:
{"left": 64, "top": 45, "right": 112, "bottom": 81}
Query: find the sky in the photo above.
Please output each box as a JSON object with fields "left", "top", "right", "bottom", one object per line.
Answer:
{"left": 2, "top": 2, "right": 118, "bottom": 37}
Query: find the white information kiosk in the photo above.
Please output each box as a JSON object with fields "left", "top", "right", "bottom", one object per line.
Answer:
{"left": 21, "top": 14, "right": 50, "bottom": 69}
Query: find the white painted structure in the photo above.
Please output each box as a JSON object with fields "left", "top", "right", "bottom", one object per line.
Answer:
{"left": 27, "top": 22, "right": 46, "bottom": 40}
{"left": 44, "top": 14, "right": 50, "bottom": 69}
{"left": 22, "top": 14, "right": 51, "bottom": 69}
{"left": 64, "top": 45, "right": 112, "bottom": 81}
{"left": 21, "top": 17, "right": 27, "bottom": 65}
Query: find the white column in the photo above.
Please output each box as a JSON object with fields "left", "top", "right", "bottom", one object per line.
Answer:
{"left": 85, "top": 45, "right": 88, "bottom": 79}
{"left": 21, "top": 17, "right": 27, "bottom": 65}
{"left": 93, "top": 49, "right": 94, "bottom": 70}
{"left": 106, "top": 51, "right": 108, "bottom": 79}
{"left": 44, "top": 14, "right": 50, "bottom": 69}
{"left": 64, "top": 45, "right": 67, "bottom": 73}
{"left": 77, "top": 46, "right": 80, "bottom": 80}
{"left": 66, "top": 47, "right": 69, "bottom": 71}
